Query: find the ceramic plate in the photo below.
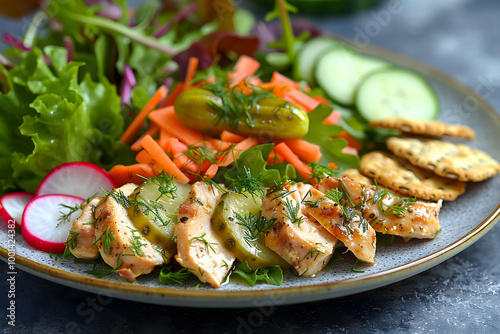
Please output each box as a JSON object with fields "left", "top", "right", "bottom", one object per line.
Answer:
{"left": 1, "top": 42, "right": 499, "bottom": 308}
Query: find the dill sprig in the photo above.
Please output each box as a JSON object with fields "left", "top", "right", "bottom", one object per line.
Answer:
{"left": 201, "top": 81, "right": 272, "bottom": 130}
{"left": 190, "top": 233, "right": 218, "bottom": 255}
{"left": 86, "top": 254, "right": 123, "bottom": 279}
{"left": 137, "top": 171, "right": 177, "bottom": 200}
{"left": 57, "top": 203, "right": 82, "bottom": 227}
{"left": 159, "top": 266, "right": 193, "bottom": 285}
{"left": 230, "top": 166, "right": 265, "bottom": 199}
{"left": 128, "top": 228, "right": 147, "bottom": 257}
{"left": 304, "top": 249, "right": 321, "bottom": 261}
{"left": 235, "top": 212, "right": 277, "bottom": 244}
{"left": 63, "top": 231, "right": 79, "bottom": 259}
{"left": 325, "top": 189, "right": 368, "bottom": 232}
{"left": 93, "top": 227, "right": 118, "bottom": 256}
{"left": 306, "top": 162, "right": 339, "bottom": 183}
{"left": 373, "top": 181, "right": 417, "bottom": 218}
{"left": 282, "top": 197, "right": 304, "bottom": 226}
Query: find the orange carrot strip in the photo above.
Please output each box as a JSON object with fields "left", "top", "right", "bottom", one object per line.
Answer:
{"left": 267, "top": 149, "right": 284, "bottom": 164}
{"left": 283, "top": 139, "right": 322, "bottom": 163}
{"left": 159, "top": 83, "right": 185, "bottom": 108}
{"left": 148, "top": 106, "right": 204, "bottom": 146}
{"left": 270, "top": 71, "right": 301, "bottom": 89}
{"left": 228, "top": 55, "right": 260, "bottom": 88}
{"left": 184, "top": 57, "right": 199, "bottom": 89}
{"left": 119, "top": 85, "right": 168, "bottom": 144}
{"left": 130, "top": 123, "right": 160, "bottom": 151}
{"left": 204, "top": 164, "right": 219, "bottom": 179}
{"left": 336, "top": 131, "right": 362, "bottom": 151}
{"left": 141, "top": 135, "right": 190, "bottom": 184}
{"left": 219, "top": 137, "right": 260, "bottom": 167}
{"left": 159, "top": 129, "right": 172, "bottom": 151}
{"left": 210, "top": 138, "right": 232, "bottom": 151}
{"left": 323, "top": 110, "right": 342, "bottom": 125}
{"left": 328, "top": 162, "right": 338, "bottom": 169}
{"left": 220, "top": 130, "right": 245, "bottom": 143}
{"left": 192, "top": 76, "right": 216, "bottom": 88}
{"left": 314, "top": 96, "right": 330, "bottom": 106}
{"left": 109, "top": 163, "right": 155, "bottom": 186}
{"left": 274, "top": 142, "right": 312, "bottom": 180}
{"left": 162, "top": 138, "right": 199, "bottom": 173}
{"left": 283, "top": 90, "right": 320, "bottom": 112}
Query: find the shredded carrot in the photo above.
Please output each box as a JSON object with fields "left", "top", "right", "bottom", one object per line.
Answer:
{"left": 130, "top": 123, "right": 160, "bottom": 151}
{"left": 270, "top": 71, "right": 301, "bottom": 90}
{"left": 119, "top": 85, "right": 168, "bottom": 144}
{"left": 210, "top": 138, "right": 232, "bottom": 151}
{"left": 283, "top": 139, "right": 322, "bottom": 163}
{"left": 184, "top": 57, "right": 199, "bottom": 89}
{"left": 228, "top": 55, "right": 260, "bottom": 88}
{"left": 336, "top": 131, "right": 362, "bottom": 151}
{"left": 159, "top": 129, "right": 172, "bottom": 151}
{"left": 141, "top": 135, "right": 190, "bottom": 184}
{"left": 220, "top": 130, "right": 245, "bottom": 143}
{"left": 283, "top": 90, "right": 320, "bottom": 112}
{"left": 314, "top": 96, "right": 330, "bottom": 106}
{"left": 204, "top": 164, "right": 219, "bottom": 179}
{"left": 328, "top": 162, "right": 338, "bottom": 169}
{"left": 274, "top": 142, "right": 311, "bottom": 180}
{"left": 159, "top": 83, "right": 185, "bottom": 108}
{"left": 109, "top": 163, "right": 155, "bottom": 186}
{"left": 148, "top": 106, "right": 204, "bottom": 146}
{"left": 323, "top": 110, "right": 342, "bottom": 125}
{"left": 218, "top": 137, "right": 260, "bottom": 167}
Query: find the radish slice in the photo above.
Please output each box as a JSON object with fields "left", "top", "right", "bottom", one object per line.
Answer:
{"left": 22, "top": 194, "right": 85, "bottom": 253}
{"left": 0, "top": 192, "right": 34, "bottom": 227}
{"left": 36, "top": 162, "right": 116, "bottom": 199}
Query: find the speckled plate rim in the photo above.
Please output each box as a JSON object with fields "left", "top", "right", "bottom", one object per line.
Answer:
{"left": 1, "top": 40, "right": 499, "bottom": 308}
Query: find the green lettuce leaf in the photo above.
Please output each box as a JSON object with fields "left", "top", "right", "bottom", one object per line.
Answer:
{"left": 303, "top": 105, "right": 360, "bottom": 171}
{"left": 231, "top": 261, "right": 283, "bottom": 287}
{"left": 0, "top": 48, "right": 126, "bottom": 195}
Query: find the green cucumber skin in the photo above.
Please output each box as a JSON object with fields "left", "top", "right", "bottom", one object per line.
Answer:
{"left": 295, "top": 37, "right": 340, "bottom": 84}
{"left": 354, "top": 68, "right": 439, "bottom": 121}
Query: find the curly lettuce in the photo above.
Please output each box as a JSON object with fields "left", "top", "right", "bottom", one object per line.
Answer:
{"left": 0, "top": 47, "right": 128, "bottom": 195}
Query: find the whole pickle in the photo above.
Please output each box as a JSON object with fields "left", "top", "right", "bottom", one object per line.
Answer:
{"left": 174, "top": 88, "right": 309, "bottom": 141}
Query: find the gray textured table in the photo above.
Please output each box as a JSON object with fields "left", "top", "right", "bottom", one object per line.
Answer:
{"left": 1, "top": 1, "right": 500, "bottom": 333}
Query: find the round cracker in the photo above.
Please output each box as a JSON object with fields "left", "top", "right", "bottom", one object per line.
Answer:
{"left": 359, "top": 151, "right": 466, "bottom": 201}
{"left": 387, "top": 137, "right": 500, "bottom": 182}
{"left": 370, "top": 117, "right": 475, "bottom": 139}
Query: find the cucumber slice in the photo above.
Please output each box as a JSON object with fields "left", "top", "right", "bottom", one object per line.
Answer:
{"left": 128, "top": 178, "right": 191, "bottom": 254}
{"left": 295, "top": 36, "right": 340, "bottom": 84}
{"left": 315, "top": 47, "right": 390, "bottom": 106}
{"left": 355, "top": 68, "right": 439, "bottom": 121}
{"left": 211, "top": 191, "right": 289, "bottom": 270}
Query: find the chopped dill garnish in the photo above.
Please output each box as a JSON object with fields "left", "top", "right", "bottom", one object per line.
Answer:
{"left": 304, "top": 249, "right": 321, "bottom": 261}
{"left": 350, "top": 259, "right": 365, "bottom": 273}
{"left": 159, "top": 266, "right": 193, "bottom": 285}
{"left": 306, "top": 162, "right": 339, "bottom": 183}
{"left": 86, "top": 254, "right": 123, "bottom": 279}
{"left": 190, "top": 233, "right": 218, "bottom": 255}
{"left": 300, "top": 189, "right": 318, "bottom": 207}
{"left": 57, "top": 203, "right": 82, "bottom": 227}
{"left": 128, "top": 228, "right": 147, "bottom": 257}
{"left": 93, "top": 227, "right": 118, "bottom": 256}
{"left": 137, "top": 171, "right": 177, "bottom": 200}
{"left": 373, "top": 180, "right": 417, "bottom": 218}
{"left": 201, "top": 81, "right": 272, "bottom": 130}
{"left": 282, "top": 197, "right": 304, "bottom": 226}
{"left": 63, "top": 231, "right": 79, "bottom": 259}
{"left": 230, "top": 166, "right": 265, "bottom": 199}
{"left": 235, "top": 212, "right": 277, "bottom": 244}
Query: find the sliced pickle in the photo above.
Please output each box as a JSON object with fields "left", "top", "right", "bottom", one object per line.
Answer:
{"left": 128, "top": 178, "right": 190, "bottom": 255}
{"left": 211, "top": 191, "right": 289, "bottom": 269}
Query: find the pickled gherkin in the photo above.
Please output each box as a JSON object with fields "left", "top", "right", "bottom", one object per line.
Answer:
{"left": 128, "top": 176, "right": 190, "bottom": 256}
{"left": 174, "top": 87, "right": 309, "bottom": 141}
{"left": 211, "top": 191, "right": 289, "bottom": 269}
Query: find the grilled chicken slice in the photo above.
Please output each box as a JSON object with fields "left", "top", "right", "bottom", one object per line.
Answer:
{"left": 94, "top": 183, "right": 164, "bottom": 282}
{"left": 174, "top": 182, "right": 235, "bottom": 288}
{"left": 317, "top": 177, "right": 442, "bottom": 240}
{"left": 263, "top": 183, "right": 337, "bottom": 276}
{"left": 67, "top": 196, "right": 103, "bottom": 259}
{"left": 303, "top": 187, "right": 377, "bottom": 264}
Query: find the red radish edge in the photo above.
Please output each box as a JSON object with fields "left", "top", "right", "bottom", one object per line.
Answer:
{"left": 35, "top": 161, "right": 116, "bottom": 198}
{"left": 0, "top": 192, "right": 34, "bottom": 227}
{"left": 22, "top": 194, "right": 85, "bottom": 253}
